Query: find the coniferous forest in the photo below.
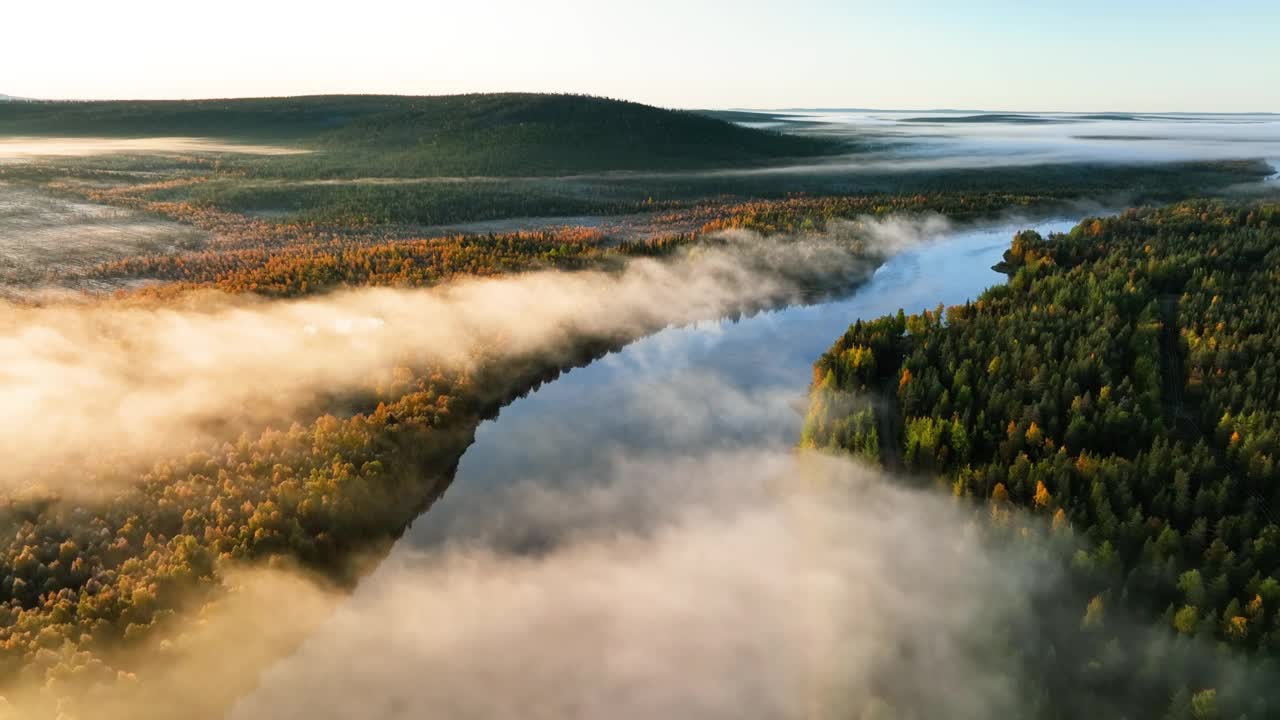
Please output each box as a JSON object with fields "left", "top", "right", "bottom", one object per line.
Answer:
{"left": 805, "top": 200, "right": 1280, "bottom": 719}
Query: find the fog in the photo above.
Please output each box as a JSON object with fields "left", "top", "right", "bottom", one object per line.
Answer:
{"left": 2, "top": 207, "right": 1269, "bottom": 719}
{"left": 604, "top": 111, "right": 1280, "bottom": 180}
{"left": 2, "top": 211, "right": 1059, "bottom": 720}
{"left": 0, "top": 106, "right": 1275, "bottom": 720}
{"left": 0, "top": 181, "right": 207, "bottom": 291}
{"left": 220, "top": 282, "right": 1262, "bottom": 720}
{"left": 1, "top": 447, "right": 1056, "bottom": 720}
{"left": 0, "top": 137, "right": 305, "bottom": 163}
{"left": 227, "top": 450, "right": 1042, "bottom": 720}
{"left": 399, "top": 111, "right": 1280, "bottom": 183}
{"left": 787, "top": 111, "right": 1280, "bottom": 171}
{"left": 214, "top": 216, "right": 1041, "bottom": 720}
{"left": 22, "top": 442, "right": 1261, "bottom": 720}
{"left": 0, "top": 219, "right": 935, "bottom": 489}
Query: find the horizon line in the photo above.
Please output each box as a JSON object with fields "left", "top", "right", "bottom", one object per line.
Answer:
{"left": 2, "top": 92, "right": 1277, "bottom": 116}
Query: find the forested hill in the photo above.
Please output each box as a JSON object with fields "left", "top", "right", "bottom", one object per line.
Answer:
{"left": 0, "top": 93, "right": 840, "bottom": 175}
{"left": 803, "top": 200, "right": 1280, "bottom": 719}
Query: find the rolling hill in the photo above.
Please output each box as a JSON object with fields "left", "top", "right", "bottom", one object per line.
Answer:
{"left": 0, "top": 93, "right": 842, "bottom": 176}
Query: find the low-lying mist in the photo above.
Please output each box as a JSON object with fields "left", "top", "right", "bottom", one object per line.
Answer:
{"left": 0, "top": 217, "right": 944, "bottom": 490}
{"left": 0, "top": 137, "right": 306, "bottom": 162}
{"left": 797, "top": 111, "right": 1280, "bottom": 171}
{"left": 6, "top": 448, "right": 1055, "bottom": 720}
{"left": 20, "top": 441, "right": 1256, "bottom": 720}
{"left": 515, "top": 113, "right": 1280, "bottom": 184}
{"left": 223, "top": 322, "right": 1273, "bottom": 720}
{"left": 0, "top": 182, "right": 207, "bottom": 291}
{"left": 3, "top": 206, "right": 1269, "bottom": 719}
{"left": 225, "top": 450, "right": 1042, "bottom": 720}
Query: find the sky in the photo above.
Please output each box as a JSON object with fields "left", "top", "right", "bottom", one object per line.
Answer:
{"left": 5, "top": 0, "right": 1278, "bottom": 112}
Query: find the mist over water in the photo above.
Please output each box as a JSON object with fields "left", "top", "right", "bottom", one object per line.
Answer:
{"left": 229, "top": 217, "right": 1083, "bottom": 718}
{"left": 408, "top": 217, "right": 1077, "bottom": 548}
{"left": 233, "top": 451, "right": 1047, "bottom": 720}
{"left": 3, "top": 112, "right": 1275, "bottom": 716}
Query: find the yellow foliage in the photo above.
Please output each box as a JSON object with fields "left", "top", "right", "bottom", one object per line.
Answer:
{"left": 1026, "top": 421, "right": 1044, "bottom": 446}
{"left": 1052, "top": 508, "right": 1069, "bottom": 532}
{"left": 1034, "top": 480, "right": 1053, "bottom": 509}
{"left": 990, "top": 483, "right": 1009, "bottom": 504}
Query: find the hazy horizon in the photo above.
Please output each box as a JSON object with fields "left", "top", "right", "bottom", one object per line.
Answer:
{"left": 4, "top": 92, "right": 1280, "bottom": 116}
{"left": 7, "top": 0, "right": 1278, "bottom": 113}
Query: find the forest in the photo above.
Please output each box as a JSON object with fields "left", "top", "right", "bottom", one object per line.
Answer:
{"left": 804, "top": 200, "right": 1280, "bottom": 719}
{"left": 2, "top": 93, "right": 1269, "bottom": 236}
{"left": 1, "top": 148, "right": 1267, "bottom": 298}
{"left": 1, "top": 93, "right": 1277, "bottom": 718}
{"left": 0, "top": 94, "right": 837, "bottom": 176}
{"left": 5, "top": 152, "right": 1265, "bottom": 231}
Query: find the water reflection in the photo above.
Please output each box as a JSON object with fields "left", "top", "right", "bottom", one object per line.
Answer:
{"left": 400, "top": 216, "right": 1080, "bottom": 549}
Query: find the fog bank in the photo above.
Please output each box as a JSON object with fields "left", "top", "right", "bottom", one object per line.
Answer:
{"left": 228, "top": 450, "right": 1040, "bottom": 720}
{"left": 0, "top": 137, "right": 306, "bottom": 163}
{"left": 1, "top": 219, "right": 941, "bottom": 489}
{"left": 795, "top": 110, "right": 1280, "bottom": 171}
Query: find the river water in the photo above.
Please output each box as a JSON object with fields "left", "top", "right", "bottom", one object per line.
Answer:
{"left": 232, "top": 214, "right": 1084, "bottom": 717}
{"left": 396, "top": 215, "right": 1082, "bottom": 550}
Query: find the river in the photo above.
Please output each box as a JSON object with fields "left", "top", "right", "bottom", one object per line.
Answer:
{"left": 231, "top": 214, "right": 1083, "bottom": 718}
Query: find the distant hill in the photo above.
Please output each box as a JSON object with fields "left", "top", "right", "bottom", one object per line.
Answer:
{"left": 0, "top": 93, "right": 843, "bottom": 176}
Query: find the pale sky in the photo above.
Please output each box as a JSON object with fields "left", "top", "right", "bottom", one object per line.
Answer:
{"left": 5, "top": 0, "right": 1278, "bottom": 112}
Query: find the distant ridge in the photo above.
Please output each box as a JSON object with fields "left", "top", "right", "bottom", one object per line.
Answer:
{"left": 0, "top": 93, "right": 844, "bottom": 175}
